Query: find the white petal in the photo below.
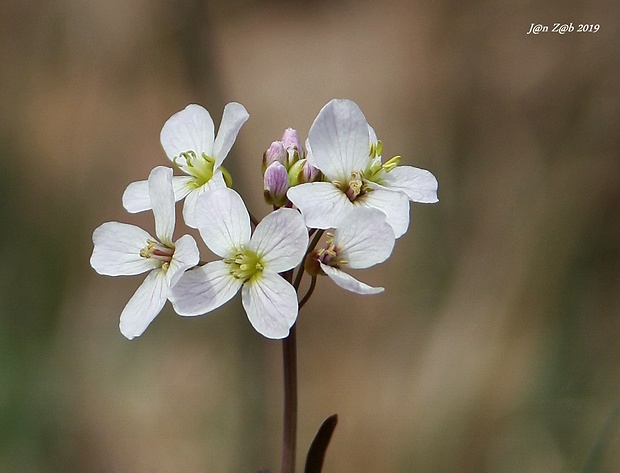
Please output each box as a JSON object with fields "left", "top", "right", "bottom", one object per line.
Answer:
{"left": 181, "top": 172, "right": 227, "bottom": 228}
{"left": 195, "top": 188, "right": 251, "bottom": 257}
{"left": 287, "top": 182, "right": 352, "bottom": 230}
{"left": 360, "top": 188, "right": 410, "bottom": 238}
{"left": 160, "top": 104, "right": 215, "bottom": 163}
{"left": 320, "top": 264, "right": 384, "bottom": 295}
{"left": 381, "top": 166, "right": 439, "bottom": 203}
{"left": 170, "top": 260, "right": 242, "bottom": 316}
{"left": 172, "top": 175, "right": 195, "bottom": 202}
{"left": 308, "top": 99, "right": 370, "bottom": 181}
{"left": 119, "top": 270, "right": 168, "bottom": 340}
{"left": 148, "top": 166, "right": 176, "bottom": 246}
{"left": 91, "top": 222, "right": 159, "bottom": 276}
{"left": 248, "top": 208, "right": 309, "bottom": 273}
{"left": 333, "top": 207, "right": 395, "bottom": 269}
{"left": 367, "top": 123, "right": 378, "bottom": 146}
{"left": 122, "top": 179, "right": 150, "bottom": 213}
{"left": 242, "top": 272, "right": 298, "bottom": 339}
{"left": 166, "top": 234, "right": 200, "bottom": 288}
{"left": 212, "top": 102, "right": 249, "bottom": 170}
{"left": 123, "top": 173, "right": 195, "bottom": 214}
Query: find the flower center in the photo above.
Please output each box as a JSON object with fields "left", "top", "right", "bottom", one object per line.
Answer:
{"left": 316, "top": 233, "right": 348, "bottom": 268}
{"left": 333, "top": 170, "right": 373, "bottom": 202}
{"left": 174, "top": 151, "right": 233, "bottom": 187}
{"left": 225, "top": 248, "right": 264, "bottom": 282}
{"left": 140, "top": 239, "right": 174, "bottom": 270}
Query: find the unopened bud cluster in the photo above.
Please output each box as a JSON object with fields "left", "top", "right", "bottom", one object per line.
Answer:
{"left": 263, "top": 128, "right": 321, "bottom": 208}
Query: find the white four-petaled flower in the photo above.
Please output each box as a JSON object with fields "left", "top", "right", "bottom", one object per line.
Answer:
{"left": 90, "top": 166, "right": 200, "bottom": 339}
{"left": 123, "top": 102, "right": 249, "bottom": 227}
{"left": 311, "top": 207, "right": 395, "bottom": 294}
{"left": 170, "top": 188, "right": 309, "bottom": 339}
{"left": 287, "top": 99, "right": 438, "bottom": 238}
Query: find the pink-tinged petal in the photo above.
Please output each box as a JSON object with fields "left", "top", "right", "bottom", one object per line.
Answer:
{"left": 249, "top": 208, "right": 308, "bottom": 273}
{"left": 320, "top": 264, "right": 384, "bottom": 295}
{"left": 333, "top": 207, "right": 395, "bottom": 269}
{"left": 195, "top": 188, "right": 251, "bottom": 257}
{"left": 160, "top": 104, "right": 215, "bottom": 162}
{"left": 181, "top": 172, "right": 227, "bottom": 228}
{"left": 91, "top": 222, "right": 159, "bottom": 276}
{"left": 360, "top": 188, "right": 410, "bottom": 238}
{"left": 170, "top": 260, "right": 242, "bottom": 316}
{"left": 242, "top": 272, "right": 298, "bottom": 339}
{"left": 148, "top": 166, "right": 176, "bottom": 246}
{"left": 119, "top": 270, "right": 168, "bottom": 340}
{"left": 287, "top": 182, "right": 352, "bottom": 230}
{"left": 212, "top": 102, "right": 249, "bottom": 170}
{"left": 381, "top": 166, "right": 439, "bottom": 203}
{"left": 122, "top": 179, "right": 150, "bottom": 213}
{"left": 308, "top": 99, "right": 370, "bottom": 181}
{"left": 166, "top": 234, "right": 200, "bottom": 288}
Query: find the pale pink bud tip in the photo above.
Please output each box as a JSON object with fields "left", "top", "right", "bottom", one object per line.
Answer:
{"left": 263, "top": 162, "right": 290, "bottom": 207}
{"left": 281, "top": 128, "right": 301, "bottom": 153}
{"left": 263, "top": 141, "right": 287, "bottom": 169}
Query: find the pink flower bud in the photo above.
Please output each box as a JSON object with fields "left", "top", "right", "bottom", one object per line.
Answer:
{"left": 263, "top": 161, "right": 289, "bottom": 207}
{"left": 263, "top": 140, "right": 287, "bottom": 172}
{"left": 281, "top": 128, "right": 301, "bottom": 154}
{"left": 301, "top": 160, "right": 321, "bottom": 183}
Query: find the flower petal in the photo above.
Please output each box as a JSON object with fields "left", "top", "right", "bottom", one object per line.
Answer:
{"left": 195, "top": 188, "right": 251, "bottom": 257}
{"left": 119, "top": 269, "right": 168, "bottom": 340}
{"left": 360, "top": 188, "right": 410, "bottom": 238}
{"left": 170, "top": 260, "right": 242, "bottom": 316}
{"left": 148, "top": 166, "right": 175, "bottom": 246}
{"left": 308, "top": 99, "right": 370, "bottom": 181}
{"left": 122, "top": 173, "right": 195, "bottom": 214}
{"left": 248, "top": 208, "right": 308, "bottom": 273}
{"left": 122, "top": 179, "right": 150, "bottom": 213}
{"left": 91, "top": 222, "right": 158, "bottom": 276}
{"left": 160, "top": 104, "right": 215, "bottom": 163}
{"left": 212, "top": 102, "right": 249, "bottom": 170}
{"left": 333, "top": 207, "right": 395, "bottom": 269}
{"left": 320, "top": 264, "right": 384, "bottom": 295}
{"left": 287, "top": 182, "right": 351, "bottom": 230}
{"left": 172, "top": 175, "right": 195, "bottom": 201}
{"left": 380, "top": 166, "right": 439, "bottom": 203}
{"left": 181, "top": 171, "right": 227, "bottom": 229}
{"left": 242, "top": 272, "right": 298, "bottom": 339}
{"left": 167, "top": 234, "right": 200, "bottom": 288}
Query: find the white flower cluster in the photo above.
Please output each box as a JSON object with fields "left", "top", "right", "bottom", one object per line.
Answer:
{"left": 90, "top": 99, "right": 438, "bottom": 340}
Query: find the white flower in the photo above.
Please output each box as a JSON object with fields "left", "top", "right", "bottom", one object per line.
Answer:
{"left": 287, "top": 99, "right": 434, "bottom": 238}
{"left": 287, "top": 99, "right": 411, "bottom": 238}
{"left": 170, "top": 188, "right": 309, "bottom": 339}
{"left": 365, "top": 124, "right": 439, "bottom": 204}
{"left": 309, "top": 207, "right": 395, "bottom": 294}
{"left": 122, "top": 102, "right": 249, "bottom": 228}
{"left": 90, "top": 166, "right": 200, "bottom": 339}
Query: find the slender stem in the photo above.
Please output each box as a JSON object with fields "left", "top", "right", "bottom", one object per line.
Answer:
{"left": 281, "top": 230, "right": 324, "bottom": 473}
{"left": 281, "top": 323, "right": 298, "bottom": 473}
{"left": 298, "top": 276, "right": 317, "bottom": 310}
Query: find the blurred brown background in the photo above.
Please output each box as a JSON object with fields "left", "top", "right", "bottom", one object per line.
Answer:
{"left": 1, "top": 0, "right": 619, "bottom": 472}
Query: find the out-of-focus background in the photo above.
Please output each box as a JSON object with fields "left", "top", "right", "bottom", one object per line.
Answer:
{"left": 1, "top": 0, "right": 619, "bottom": 472}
